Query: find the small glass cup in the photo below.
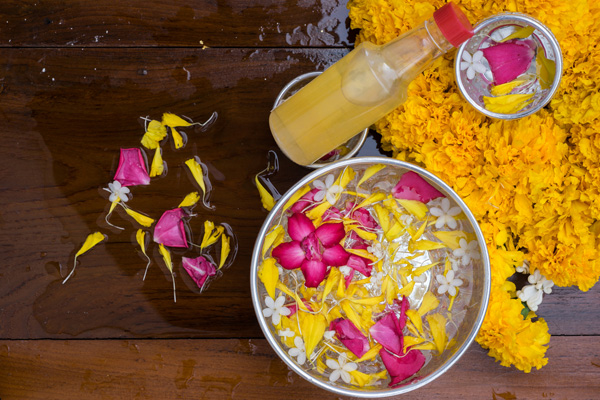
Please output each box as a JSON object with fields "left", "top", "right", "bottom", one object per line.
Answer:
{"left": 455, "top": 13, "right": 563, "bottom": 120}
{"left": 273, "top": 72, "right": 368, "bottom": 168}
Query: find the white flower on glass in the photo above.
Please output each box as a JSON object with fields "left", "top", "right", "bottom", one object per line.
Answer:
{"left": 429, "top": 198, "right": 461, "bottom": 229}
{"left": 324, "top": 330, "right": 336, "bottom": 341}
{"left": 367, "top": 242, "right": 384, "bottom": 259}
{"left": 453, "top": 239, "right": 481, "bottom": 265}
{"left": 460, "top": 50, "right": 487, "bottom": 80}
{"left": 313, "top": 174, "right": 342, "bottom": 205}
{"left": 262, "top": 295, "right": 290, "bottom": 325}
{"left": 288, "top": 336, "right": 307, "bottom": 365}
{"left": 436, "top": 270, "right": 463, "bottom": 297}
{"left": 326, "top": 353, "right": 357, "bottom": 384}
{"left": 278, "top": 328, "right": 295, "bottom": 339}
{"left": 105, "top": 180, "right": 130, "bottom": 202}
{"left": 516, "top": 260, "right": 530, "bottom": 274}
{"left": 370, "top": 270, "right": 385, "bottom": 287}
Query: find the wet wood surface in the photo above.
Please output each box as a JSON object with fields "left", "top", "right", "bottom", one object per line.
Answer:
{"left": 0, "top": 1, "right": 598, "bottom": 399}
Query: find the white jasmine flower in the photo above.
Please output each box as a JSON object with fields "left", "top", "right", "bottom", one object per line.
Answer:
{"left": 326, "top": 353, "right": 357, "bottom": 384}
{"left": 278, "top": 328, "right": 295, "bottom": 338}
{"left": 339, "top": 265, "right": 353, "bottom": 277}
{"left": 262, "top": 295, "right": 290, "bottom": 325}
{"left": 288, "top": 336, "right": 307, "bottom": 365}
{"left": 313, "top": 174, "right": 342, "bottom": 205}
{"left": 453, "top": 239, "right": 481, "bottom": 265}
{"left": 436, "top": 270, "right": 463, "bottom": 297}
{"left": 324, "top": 330, "right": 336, "bottom": 341}
{"left": 105, "top": 180, "right": 130, "bottom": 202}
{"left": 460, "top": 50, "right": 487, "bottom": 80}
{"left": 516, "top": 270, "right": 554, "bottom": 312}
{"left": 429, "top": 198, "right": 461, "bottom": 229}
{"left": 370, "top": 270, "right": 385, "bottom": 287}
{"left": 399, "top": 213, "right": 414, "bottom": 226}
{"left": 367, "top": 242, "right": 384, "bottom": 259}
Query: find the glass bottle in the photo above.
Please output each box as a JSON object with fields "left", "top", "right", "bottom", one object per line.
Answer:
{"left": 269, "top": 2, "right": 473, "bottom": 166}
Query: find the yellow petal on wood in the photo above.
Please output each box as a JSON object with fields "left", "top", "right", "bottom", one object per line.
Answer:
{"left": 162, "top": 113, "right": 193, "bottom": 127}
{"left": 179, "top": 192, "right": 200, "bottom": 208}
{"left": 171, "top": 127, "right": 184, "bottom": 149}
{"left": 122, "top": 206, "right": 155, "bottom": 227}
{"left": 397, "top": 199, "right": 428, "bottom": 220}
{"left": 299, "top": 312, "right": 327, "bottom": 356}
{"left": 141, "top": 134, "right": 160, "bottom": 150}
{"left": 405, "top": 309, "right": 423, "bottom": 336}
{"left": 141, "top": 119, "right": 167, "bottom": 149}
{"left": 409, "top": 240, "right": 446, "bottom": 252}
{"left": 136, "top": 229, "right": 152, "bottom": 280}
{"left": 255, "top": 174, "right": 275, "bottom": 211}
{"left": 150, "top": 147, "right": 165, "bottom": 177}
{"left": 490, "top": 79, "right": 528, "bottom": 96}
{"left": 357, "top": 164, "right": 386, "bottom": 188}
{"left": 159, "top": 243, "right": 177, "bottom": 302}
{"left": 261, "top": 225, "right": 285, "bottom": 257}
{"left": 432, "top": 230, "right": 467, "bottom": 250}
{"left": 105, "top": 198, "right": 124, "bottom": 230}
{"left": 355, "top": 343, "right": 382, "bottom": 363}
{"left": 499, "top": 25, "right": 535, "bottom": 42}
{"left": 282, "top": 185, "right": 311, "bottom": 212}
{"left": 418, "top": 291, "right": 440, "bottom": 316}
{"left": 184, "top": 158, "right": 212, "bottom": 208}
{"left": 355, "top": 192, "right": 386, "bottom": 209}
{"left": 426, "top": 313, "right": 447, "bottom": 354}
{"left": 219, "top": 234, "right": 230, "bottom": 269}
{"left": 201, "top": 221, "right": 224, "bottom": 249}
{"left": 258, "top": 257, "right": 279, "bottom": 299}
{"left": 63, "top": 232, "right": 107, "bottom": 284}
{"left": 483, "top": 93, "right": 534, "bottom": 114}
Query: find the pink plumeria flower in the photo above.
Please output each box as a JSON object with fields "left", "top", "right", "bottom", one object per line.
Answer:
{"left": 460, "top": 50, "right": 487, "bottom": 80}
{"left": 430, "top": 198, "right": 461, "bottom": 229}
{"left": 272, "top": 213, "right": 350, "bottom": 287}
{"left": 436, "top": 270, "right": 463, "bottom": 297}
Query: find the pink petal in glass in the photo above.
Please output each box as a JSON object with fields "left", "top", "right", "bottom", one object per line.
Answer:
{"left": 392, "top": 171, "right": 444, "bottom": 203}
{"left": 114, "top": 148, "right": 151, "bottom": 187}
{"left": 153, "top": 208, "right": 188, "bottom": 248}
{"left": 481, "top": 39, "right": 536, "bottom": 85}
{"left": 346, "top": 254, "right": 372, "bottom": 277}
{"left": 290, "top": 188, "right": 320, "bottom": 213}
{"left": 346, "top": 231, "right": 369, "bottom": 250}
{"left": 287, "top": 212, "right": 315, "bottom": 242}
{"left": 182, "top": 255, "right": 216, "bottom": 288}
{"left": 379, "top": 349, "right": 426, "bottom": 387}
{"left": 321, "top": 244, "right": 350, "bottom": 266}
{"left": 300, "top": 259, "right": 328, "bottom": 288}
{"left": 369, "top": 313, "right": 404, "bottom": 356}
{"left": 344, "top": 202, "right": 380, "bottom": 229}
{"left": 272, "top": 241, "right": 305, "bottom": 270}
{"left": 330, "top": 318, "right": 370, "bottom": 358}
{"left": 315, "top": 222, "right": 346, "bottom": 247}
{"left": 322, "top": 206, "right": 343, "bottom": 222}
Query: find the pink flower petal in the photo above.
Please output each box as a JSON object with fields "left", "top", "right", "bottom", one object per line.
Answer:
{"left": 114, "top": 148, "right": 151, "bottom": 187}
{"left": 392, "top": 171, "right": 444, "bottom": 203}
{"left": 286, "top": 299, "right": 313, "bottom": 316}
{"left": 314, "top": 222, "right": 346, "bottom": 247}
{"left": 351, "top": 207, "right": 380, "bottom": 230}
{"left": 481, "top": 39, "right": 536, "bottom": 85}
{"left": 287, "top": 213, "right": 315, "bottom": 242}
{"left": 290, "top": 188, "right": 320, "bottom": 213}
{"left": 330, "top": 318, "right": 370, "bottom": 358}
{"left": 272, "top": 241, "right": 305, "bottom": 270}
{"left": 300, "top": 259, "right": 328, "bottom": 287}
{"left": 321, "top": 244, "right": 350, "bottom": 266}
{"left": 346, "top": 230, "right": 369, "bottom": 250}
{"left": 153, "top": 208, "right": 188, "bottom": 248}
{"left": 347, "top": 254, "right": 372, "bottom": 277}
{"left": 182, "top": 256, "right": 216, "bottom": 288}
{"left": 322, "top": 206, "right": 343, "bottom": 222}
{"left": 379, "top": 349, "right": 426, "bottom": 387}
{"left": 369, "top": 313, "right": 403, "bottom": 356}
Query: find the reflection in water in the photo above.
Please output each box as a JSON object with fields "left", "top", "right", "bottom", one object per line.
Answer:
{"left": 175, "top": 358, "right": 196, "bottom": 389}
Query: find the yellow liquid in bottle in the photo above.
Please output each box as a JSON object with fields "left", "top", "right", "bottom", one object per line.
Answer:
{"left": 269, "top": 46, "right": 408, "bottom": 166}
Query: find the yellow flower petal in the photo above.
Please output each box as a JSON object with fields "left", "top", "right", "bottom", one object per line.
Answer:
{"left": 122, "top": 206, "right": 155, "bottom": 227}
{"left": 357, "top": 164, "right": 386, "bottom": 187}
{"left": 171, "top": 127, "right": 184, "bottom": 149}
{"left": 299, "top": 312, "right": 327, "bottom": 356}
{"left": 258, "top": 257, "right": 279, "bottom": 299}
{"left": 403, "top": 335, "right": 426, "bottom": 353}
{"left": 136, "top": 229, "right": 152, "bottom": 280}
{"left": 490, "top": 79, "right": 528, "bottom": 96}
{"left": 373, "top": 204, "right": 390, "bottom": 232}
{"left": 355, "top": 192, "right": 386, "bottom": 209}
{"left": 397, "top": 281, "right": 415, "bottom": 297}
{"left": 149, "top": 147, "right": 165, "bottom": 177}
{"left": 255, "top": 174, "right": 275, "bottom": 211}
{"left": 306, "top": 202, "right": 331, "bottom": 223}
{"left": 184, "top": 158, "right": 212, "bottom": 209}
{"left": 397, "top": 199, "right": 428, "bottom": 220}
{"left": 261, "top": 225, "right": 285, "bottom": 257}
{"left": 351, "top": 227, "right": 378, "bottom": 241}
{"left": 349, "top": 294, "right": 385, "bottom": 306}
{"left": 426, "top": 313, "right": 447, "bottom": 354}
{"left": 483, "top": 93, "right": 535, "bottom": 114}
{"left": 201, "top": 221, "right": 224, "bottom": 249}
{"left": 499, "top": 26, "right": 535, "bottom": 42}
{"left": 536, "top": 49, "right": 556, "bottom": 90}
{"left": 418, "top": 292, "right": 440, "bottom": 317}
{"left": 321, "top": 267, "right": 341, "bottom": 304}
{"left": 432, "top": 231, "right": 467, "bottom": 250}
{"left": 178, "top": 192, "right": 200, "bottom": 208}
{"left": 219, "top": 234, "right": 231, "bottom": 269}
{"left": 162, "top": 113, "right": 193, "bottom": 127}
{"left": 159, "top": 243, "right": 176, "bottom": 302}
{"left": 409, "top": 240, "right": 446, "bottom": 252}
{"left": 412, "top": 261, "right": 440, "bottom": 277}
{"left": 63, "top": 232, "right": 107, "bottom": 283}
{"left": 282, "top": 185, "right": 310, "bottom": 212}
{"left": 405, "top": 310, "right": 423, "bottom": 336}
{"left": 354, "top": 343, "right": 382, "bottom": 363}
{"left": 105, "top": 198, "right": 124, "bottom": 230}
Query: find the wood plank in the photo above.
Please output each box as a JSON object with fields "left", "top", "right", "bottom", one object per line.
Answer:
{"left": 0, "top": 48, "right": 599, "bottom": 339}
{"left": 0, "top": 0, "right": 354, "bottom": 48}
{"left": 0, "top": 337, "right": 598, "bottom": 399}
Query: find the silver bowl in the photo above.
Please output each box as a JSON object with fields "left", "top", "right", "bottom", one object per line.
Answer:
{"left": 455, "top": 13, "right": 563, "bottom": 119}
{"left": 273, "top": 72, "right": 368, "bottom": 168}
{"left": 251, "top": 157, "right": 491, "bottom": 397}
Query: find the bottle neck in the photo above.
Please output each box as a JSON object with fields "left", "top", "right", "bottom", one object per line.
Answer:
{"left": 423, "top": 17, "right": 453, "bottom": 54}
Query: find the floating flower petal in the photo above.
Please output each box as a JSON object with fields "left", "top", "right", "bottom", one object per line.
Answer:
{"left": 136, "top": 229, "right": 152, "bottom": 280}
{"left": 141, "top": 119, "right": 167, "bottom": 149}
{"left": 392, "top": 172, "right": 444, "bottom": 203}
{"left": 369, "top": 312, "right": 404, "bottom": 356}
{"left": 122, "top": 205, "right": 155, "bottom": 228}
{"left": 219, "top": 233, "right": 231, "bottom": 269}
{"left": 184, "top": 157, "right": 213, "bottom": 209}
{"left": 379, "top": 348, "right": 426, "bottom": 387}
{"left": 258, "top": 257, "right": 279, "bottom": 299}
{"left": 153, "top": 208, "right": 188, "bottom": 248}
{"left": 159, "top": 243, "right": 176, "bottom": 302}
{"left": 179, "top": 192, "right": 200, "bottom": 208}
{"left": 182, "top": 255, "right": 216, "bottom": 289}
{"left": 299, "top": 312, "right": 327, "bottom": 357}
{"left": 63, "top": 232, "right": 107, "bottom": 283}
{"left": 483, "top": 93, "right": 535, "bottom": 114}
{"left": 330, "top": 318, "right": 370, "bottom": 358}
{"left": 255, "top": 174, "right": 275, "bottom": 211}
{"left": 426, "top": 313, "right": 447, "bottom": 354}
{"left": 200, "top": 220, "right": 224, "bottom": 249}
{"left": 114, "top": 148, "right": 151, "bottom": 187}
{"left": 357, "top": 164, "right": 386, "bottom": 187}
{"left": 149, "top": 147, "right": 165, "bottom": 177}
{"left": 481, "top": 39, "right": 536, "bottom": 85}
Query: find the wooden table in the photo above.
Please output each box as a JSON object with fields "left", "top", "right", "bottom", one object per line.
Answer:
{"left": 0, "top": 1, "right": 598, "bottom": 398}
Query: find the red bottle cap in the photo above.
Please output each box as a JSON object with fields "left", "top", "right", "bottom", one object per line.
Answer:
{"left": 433, "top": 2, "right": 473, "bottom": 48}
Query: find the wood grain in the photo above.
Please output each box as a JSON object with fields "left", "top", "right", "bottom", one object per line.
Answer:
{"left": 0, "top": 0, "right": 355, "bottom": 48}
{"left": 0, "top": 337, "right": 598, "bottom": 399}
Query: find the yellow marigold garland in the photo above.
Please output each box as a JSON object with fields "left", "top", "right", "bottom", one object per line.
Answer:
{"left": 348, "top": 0, "right": 600, "bottom": 371}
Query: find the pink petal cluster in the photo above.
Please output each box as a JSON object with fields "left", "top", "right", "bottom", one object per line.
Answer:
{"left": 330, "top": 318, "right": 370, "bottom": 357}
{"left": 379, "top": 348, "right": 426, "bottom": 387}
{"left": 341, "top": 231, "right": 373, "bottom": 286}
{"left": 182, "top": 255, "right": 216, "bottom": 288}
{"left": 481, "top": 39, "right": 536, "bottom": 85}
{"left": 272, "top": 213, "right": 349, "bottom": 287}
{"left": 344, "top": 202, "right": 380, "bottom": 230}
{"left": 114, "top": 148, "right": 151, "bottom": 187}
{"left": 154, "top": 208, "right": 188, "bottom": 248}
{"left": 392, "top": 171, "right": 444, "bottom": 203}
